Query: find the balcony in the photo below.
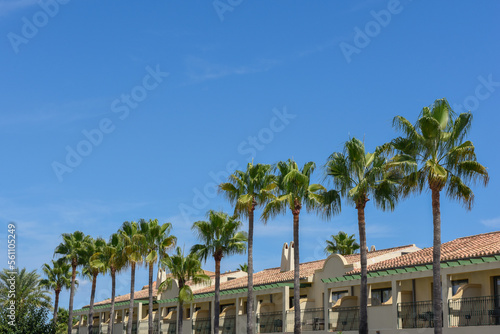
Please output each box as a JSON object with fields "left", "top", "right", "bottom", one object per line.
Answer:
{"left": 161, "top": 319, "right": 176, "bottom": 334}
{"left": 397, "top": 300, "right": 439, "bottom": 328}
{"left": 286, "top": 308, "right": 324, "bottom": 332}
{"left": 328, "top": 306, "right": 359, "bottom": 332}
{"left": 219, "top": 315, "right": 236, "bottom": 334}
{"left": 449, "top": 295, "right": 500, "bottom": 327}
{"left": 256, "top": 311, "right": 283, "bottom": 333}
{"left": 192, "top": 317, "right": 211, "bottom": 334}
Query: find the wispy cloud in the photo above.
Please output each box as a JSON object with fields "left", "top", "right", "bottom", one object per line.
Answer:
{"left": 184, "top": 56, "right": 279, "bottom": 84}
{"left": 0, "top": 0, "right": 38, "bottom": 16}
{"left": 0, "top": 97, "right": 110, "bottom": 129}
{"left": 481, "top": 216, "right": 500, "bottom": 228}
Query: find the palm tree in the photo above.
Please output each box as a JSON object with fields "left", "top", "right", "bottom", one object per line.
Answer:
{"left": 90, "top": 233, "right": 127, "bottom": 334}
{"left": 140, "top": 218, "right": 177, "bottom": 334}
{"left": 390, "top": 98, "right": 489, "bottom": 334}
{"left": 40, "top": 260, "right": 73, "bottom": 324}
{"left": 81, "top": 237, "right": 106, "bottom": 334}
{"left": 325, "top": 137, "right": 399, "bottom": 334}
{"left": 263, "top": 159, "right": 340, "bottom": 334}
{"left": 158, "top": 247, "right": 210, "bottom": 334}
{"left": 191, "top": 210, "right": 247, "bottom": 334}
{"left": 238, "top": 263, "right": 248, "bottom": 272}
{"left": 219, "top": 162, "right": 275, "bottom": 334}
{"left": 120, "top": 221, "right": 146, "bottom": 334}
{"left": 325, "top": 231, "right": 360, "bottom": 255}
{"left": 54, "top": 231, "right": 92, "bottom": 334}
{"left": 0, "top": 268, "right": 51, "bottom": 310}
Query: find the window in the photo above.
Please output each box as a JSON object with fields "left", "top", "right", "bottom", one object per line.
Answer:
{"left": 331, "top": 290, "right": 348, "bottom": 304}
{"left": 371, "top": 288, "right": 392, "bottom": 306}
{"left": 451, "top": 279, "right": 469, "bottom": 295}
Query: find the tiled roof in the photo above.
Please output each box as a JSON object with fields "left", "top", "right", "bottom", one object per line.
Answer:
{"left": 194, "top": 244, "right": 416, "bottom": 295}
{"left": 91, "top": 281, "right": 157, "bottom": 307}
{"left": 346, "top": 231, "right": 500, "bottom": 275}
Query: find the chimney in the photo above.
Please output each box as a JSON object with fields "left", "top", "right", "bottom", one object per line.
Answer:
{"left": 288, "top": 241, "right": 295, "bottom": 272}
{"left": 280, "top": 243, "right": 289, "bottom": 272}
{"left": 370, "top": 245, "right": 376, "bottom": 252}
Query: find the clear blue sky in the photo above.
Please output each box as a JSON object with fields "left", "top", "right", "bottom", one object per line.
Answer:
{"left": 1, "top": 0, "right": 499, "bottom": 310}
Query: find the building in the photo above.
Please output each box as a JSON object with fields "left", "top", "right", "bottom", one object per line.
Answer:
{"left": 73, "top": 231, "right": 500, "bottom": 333}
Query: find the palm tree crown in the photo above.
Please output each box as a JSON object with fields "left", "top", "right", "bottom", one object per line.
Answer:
{"left": 325, "top": 231, "right": 360, "bottom": 255}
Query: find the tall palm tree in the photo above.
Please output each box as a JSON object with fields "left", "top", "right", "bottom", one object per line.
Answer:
{"left": 120, "top": 221, "right": 146, "bottom": 334}
{"left": 390, "top": 98, "right": 489, "bottom": 334}
{"left": 54, "top": 231, "right": 92, "bottom": 334}
{"left": 191, "top": 210, "right": 247, "bottom": 334}
{"left": 158, "top": 247, "right": 210, "bottom": 334}
{"left": 219, "top": 162, "right": 275, "bottom": 334}
{"left": 40, "top": 259, "right": 73, "bottom": 324}
{"left": 90, "top": 233, "right": 127, "bottom": 334}
{"left": 325, "top": 231, "right": 360, "bottom": 255}
{"left": 0, "top": 268, "right": 52, "bottom": 310}
{"left": 263, "top": 159, "right": 341, "bottom": 334}
{"left": 140, "top": 218, "right": 177, "bottom": 334}
{"left": 325, "top": 137, "right": 399, "bottom": 334}
{"left": 82, "top": 237, "right": 106, "bottom": 334}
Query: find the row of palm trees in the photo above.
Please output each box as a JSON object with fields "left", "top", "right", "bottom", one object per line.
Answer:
{"left": 43, "top": 98, "right": 488, "bottom": 334}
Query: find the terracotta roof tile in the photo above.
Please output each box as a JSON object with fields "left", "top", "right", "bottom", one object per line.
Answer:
{"left": 194, "top": 244, "right": 416, "bottom": 295}
{"left": 346, "top": 231, "right": 500, "bottom": 275}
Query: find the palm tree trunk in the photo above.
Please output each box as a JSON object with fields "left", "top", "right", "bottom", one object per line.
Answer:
{"left": 247, "top": 206, "right": 255, "bottom": 334}
{"left": 293, "top": 209, "right": 301, "bottom": 334}
{"left": 108, "top": 268, "right": 116, "bottom": 334}
{"left": 178, "top": 295, "right": 184, "bottom": 334}
{"left": 148, "top": 262, "right": 154, "bottom": 334}
{"left": 214, "top": 256, "right": 221, "bottom": 334}
{"left": 357, "top": 202, "right": 368, "bottom": 334}
{"left": 53, "top": 288, "right": 60, "bottom": 324}
{"left": 67, "top": 261, "right": 77, "bottom": 334}
{"left": 432, "top": 188, "right": 443, "bottom": 334}
{"left": 88, "top": 273, "right": 98, "bottom": 334}
{"left": 127, "top": 263, "right": 136, "bottom": 334}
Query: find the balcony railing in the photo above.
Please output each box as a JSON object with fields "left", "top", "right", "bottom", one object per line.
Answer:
{"left": 256, "top": 311, "right": 283, "bottom": 333}
{"left": 162, "top": 319, "right": 177, "bottom": 334}
{"left": 398, "top": 301, "right": 440, "bottom": 328}
{"left": 328, "top": 306, "right": 359, "bottom": 332}
{"left": 192, "top": 317, "right": 211, "bottom": 334}
{"left": 219, "top": 315, "right": 236, "bottom": 334}
{"left": 286, "top": 308, "right": 325, "bottom": 332}
{"left": 449, "top": 295, "right": 500, "bottom": 327}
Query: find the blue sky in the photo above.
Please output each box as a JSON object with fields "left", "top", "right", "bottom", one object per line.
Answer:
{"left": 1, "top": 0, "right": 499, "bottom": 311}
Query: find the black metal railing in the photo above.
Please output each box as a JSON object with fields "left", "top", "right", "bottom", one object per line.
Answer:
{"left": 162, "top": 320, "right": 177, "bottom": 334}
{"left": 328, "top": 306, "right": 359, "bottom": 332}
{"left": 193, "top": 317, "right": 211, "bottom": 334}
{"left": 398, "top": 301, "right": 439, "bottom": 328}
{"left": 449, "top": 295, "right": 500, "bottom": 327}
{"left": 219, "top": 315, "right": 236, "bottom": 334}
{"left": 125, "top": 322, "right": 138, "bottom": 334}
{"left": 286, "top": 308, "right": 325, "bottom": 332}
{"left": 256, "top": 311, "right": 283, "bottom": 333}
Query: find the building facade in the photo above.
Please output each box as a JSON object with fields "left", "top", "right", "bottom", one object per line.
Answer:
{"left": 73, "top": 231, "right": 500, "bottom": 334}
